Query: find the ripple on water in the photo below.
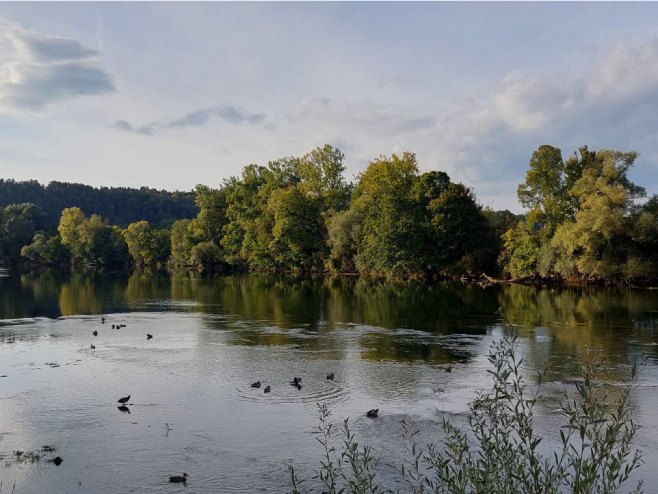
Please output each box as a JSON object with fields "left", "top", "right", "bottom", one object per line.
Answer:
{"left": 236, "top": 378, "right": 349, "bottom": 405}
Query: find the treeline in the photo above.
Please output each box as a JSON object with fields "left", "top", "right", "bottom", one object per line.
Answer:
{"left": 2, "top": 144, "right": 656, "bottom": 283}
{"left": 0, "top": 179, "right": 198, "bottom": 229}
{"left": 500, "top": 145, "right": 658, "bottom": 283}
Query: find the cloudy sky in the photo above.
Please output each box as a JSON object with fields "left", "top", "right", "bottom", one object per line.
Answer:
{"left": 1, "top": 2, "right": 658, "bottom": 211}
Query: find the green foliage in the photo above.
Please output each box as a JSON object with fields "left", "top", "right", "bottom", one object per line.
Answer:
{"left": 289, "top": 332, "right": 644, "bottom": 494}
{"left": 0, "top": 179, "right": 197, "bottom": 229}
{"left": 21, "top": 234, "right": 69, "bottom": 265}
{"left": 0, "top": 203, "right": 46, "bottom": 264}
{"left": 57, "top": 208, "right": 127, "bottom": 268}
{"left": 325, "top": 209, "right": 362, "bottom": 274}
{"left": 503, "top": 145, "right": 655, "bottom": 283}
{"left": 268, "top": 186, "right": 326, "bottom": 272}
{"left": 428, "top": 183, "right": 498, "bottom": 276}
{"left": 123, "top": 220, "right": 170, "bottom": 268}
{"left": 169, "top": 219, "right": 195, "bottom": 268}
{"left": 351, "top": 152, "right": 427, "bottom": 279}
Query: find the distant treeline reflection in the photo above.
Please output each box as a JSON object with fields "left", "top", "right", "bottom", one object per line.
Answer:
{"left": 1, "top": 270, "right": 656, "bottom": 369}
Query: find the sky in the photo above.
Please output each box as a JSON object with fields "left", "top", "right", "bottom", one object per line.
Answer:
{"left": 1, "top": 2, "right": 658, "bottom": 212}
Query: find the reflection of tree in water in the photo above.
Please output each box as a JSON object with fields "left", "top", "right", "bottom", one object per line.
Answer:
{"left": 499, "top": 285, "right": 657, "bottom": 381}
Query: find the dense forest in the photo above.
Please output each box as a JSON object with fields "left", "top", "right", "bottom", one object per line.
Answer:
{"left": 1, "top": 144, "right": 656, "bottom": 284}
{"left": 0, "top": 179, "right": 198, "bottom": 228}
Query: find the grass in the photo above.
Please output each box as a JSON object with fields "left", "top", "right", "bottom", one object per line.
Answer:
{"left": 289, "top": 328, "right": 644, "bottom": 493}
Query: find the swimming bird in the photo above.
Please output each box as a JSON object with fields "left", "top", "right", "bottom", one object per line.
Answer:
{"left": 147, "top": 333, "right": 153, "bottom": 340}
{"left": 112, "top": 324, "right": 116, "bottom": 329}
{"left": 251, "top": 381, "right": 261, "bottom": 388}
{"left": 366, "top": 409, "right": 379, "bottom": 418}
{"left": 327, "top": 373, "right": 335, "bottom": 380}
{"left": 169, "top": 473, "right": 188, "bottom": 484}
{"left": 101, "top": 317, "right": 106, "bottom": 324}
{"left": 117, "top": 395, "right": 131, "bottom": 404}
{"left": 53, "top": 456, "right": 63, "bottom": 466}
{"left": 290, "top": 377, "right": 302, "bottom": 386}
{"left": 92, "top": 330, "right": 98, "bottom": 337}
{"left": 445, "top": 365, "right": 453, "bottom": 373}
{"left": 90, "top": 344, "right": 95, "bottom": 350}
{"left": 264, "top": 385, "right": 271, "bottom": 393}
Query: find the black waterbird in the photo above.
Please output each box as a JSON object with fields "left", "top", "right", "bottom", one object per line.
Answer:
{"left": 327, "top": 373, "right": 335, "bottom": 380}
{"left": 147, "top": 333, "right": 153, "bottom": 340}
{"left": 251, "top": 381, "right": 261, "bottom": 388}
{"left": 366, "top": 409, "right": 379, "bottom": 418}
{"left": 169, "top": 473, "right": 188, "bottom": 484}
{"left": 264, "top": 385, "right": 271, "bottom": 393}
{"left": 117, "top": 395, "right": 131, "bottom": 404}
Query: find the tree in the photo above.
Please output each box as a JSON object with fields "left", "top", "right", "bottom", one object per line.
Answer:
{"left": 297, "top": 145, "right": 352, "bottom": 212}
{"left": 429, "top": 183, "right": 498, "bottom": 276}
{"left": 551, "top": 149, "right": 644, "bottom": 281}
{"left": 351, "top": 152, "right": 426, "bottom": 279}
{"left": 267, "top": 186, "right": 326, "bottom": 272}
{"left": 169, "top": 219, "right": 195, "bottom": 268}
{"left": 58, "top": 207, "right": 87, "bottom": 262}
{"left": 325, "top": 209, "right": 362, "bottom": 274}
{"left": 0, "top": 203, "right": 46, "bottom": 264}
{"left": 123, "top": 220, "right": 170, "bottom": 268}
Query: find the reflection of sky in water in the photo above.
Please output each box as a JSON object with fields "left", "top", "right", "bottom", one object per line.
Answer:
{"left": 0, "top": 274, "right": 657, "bottom": 492}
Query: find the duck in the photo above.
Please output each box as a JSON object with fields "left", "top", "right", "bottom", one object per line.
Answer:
{"left": 169, "top": 473, "right": 188, "bottom": 484}
{"left": 251, "top": 381, "right": 261, "bottom": 388}
{"left": 117, "top": 395, "right": 131, "bottom": 404}
{"left": 326, "top": 373, "right": 335, "bottom": 380}
{"left": 53, "top": 456, "right": 63, "bottom": 466}
{"left": 290, "top": 377, "right": 302, "bottom": 386}
{"left": 445, "top": 365, "right": 453, "bottom": 373}
{"left": 90, "top": 344, "right": 95, "bottom": 350}
{"left": 366, "top": 409, "right": 379, "bottom": 418}
{"left": 264, "top": 385, "right": 271, "bottom": 393}
{"left": 112, "top": 324, "right": 116, "bottom": 329}
{"left": 92, "top": 330, "right": 98, "bottom": 337}
{"left": 101, "top": 317, "right": 106, "bottom": 324}
{"left": 147, "top": 333, "right": 153, "bottom": 340}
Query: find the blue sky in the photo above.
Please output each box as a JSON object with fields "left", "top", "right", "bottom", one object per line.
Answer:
{"left": 1, "top": 2, "right": 658, "bottom": 212}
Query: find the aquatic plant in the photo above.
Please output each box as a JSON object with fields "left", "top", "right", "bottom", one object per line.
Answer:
{"left": 289, "top": 332, "right": 643, "bottom": 493}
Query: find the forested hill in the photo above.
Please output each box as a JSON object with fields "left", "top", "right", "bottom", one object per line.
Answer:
{"left": 0, "top": 179, "right": 198, "bottom": 229}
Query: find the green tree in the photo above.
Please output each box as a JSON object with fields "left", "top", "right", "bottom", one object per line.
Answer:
{"left": 169, "top": 219, "right": 195, "bottom": 267}
{"left": 551, "top": 149, "right": 645, "bottom": 281}
{"left": 20, "top": 233, "right": 69, "bottom": 265}
{"left": 429, "top": 183, "right": 498, "bottom": 276}
{"left": 0, "top": 203, "right": 46, "bottom": 264}
{"left": 325, "top": 209, "right": 362, "bottom": 274}
{"left": 267, "top": 186, "right": 325, "bottom": 272}
{"left": 351, "top": 152, "right": 426, "bottom": 279}
{"left": 123, "top": 220, "right": 170, "bottom": 268}
{"left": 297, "top": 145, "right": 352, "bottom": 212}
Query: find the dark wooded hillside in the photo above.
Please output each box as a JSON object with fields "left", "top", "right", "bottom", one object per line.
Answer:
{"left": 0, "top": 179, "right": 198, "bottom": 229}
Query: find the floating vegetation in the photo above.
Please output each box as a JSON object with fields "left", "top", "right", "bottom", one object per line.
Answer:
{"left": 1, "top": 445, "right": 59, "bottom": 467}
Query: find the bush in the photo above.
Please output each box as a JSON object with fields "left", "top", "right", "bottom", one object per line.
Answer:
{"left": 289, "top": 331, "right": 643, "bottom": 493}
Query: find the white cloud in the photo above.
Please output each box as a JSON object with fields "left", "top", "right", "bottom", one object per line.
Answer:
{"left": 0, "top": 22, "right": 115, "bottom": 112}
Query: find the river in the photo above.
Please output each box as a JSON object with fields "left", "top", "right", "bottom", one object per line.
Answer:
{"left": 1, "top": 269, "right": 656, "bottom": 493}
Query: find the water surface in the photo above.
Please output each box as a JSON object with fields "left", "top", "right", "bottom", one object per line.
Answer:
{"left": 1, "top": 271, "right": 656, "bottom": 492}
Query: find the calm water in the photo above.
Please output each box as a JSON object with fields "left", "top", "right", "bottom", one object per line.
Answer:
{"left": 0, "top": 269, "right": 657, "bottom": 493}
